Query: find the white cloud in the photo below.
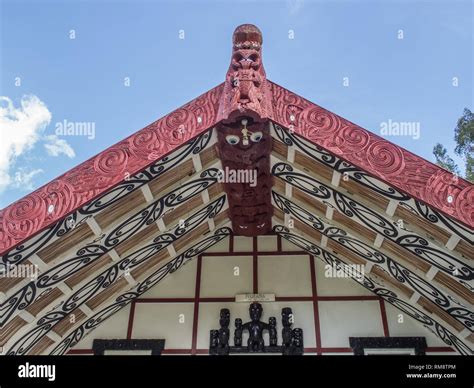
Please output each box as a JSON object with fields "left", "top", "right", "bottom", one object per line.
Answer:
{"left": 0, "top": 95, "right": 75, "bottom": 193}
{"left": 44, "top": 135, "right": 76, "bottom": 158}
{"left": 287, "top": 0, "right": 304, "bottom": 15}
{"left": 13, "top": 168, "right": 44, "bottom": 191}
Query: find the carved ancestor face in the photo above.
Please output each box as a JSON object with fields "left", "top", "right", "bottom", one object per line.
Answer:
{"left": 235, "top": 318, "right": 242, "bottom": 328}
{"left": 220, "top": 308, "right": 230, "bottom": 327}
{"left": 249, "top": 302, "right": 263, "bottom": 321}
{"left": 217, "top": 120, "right": 270, "bottom": 165}
{"left": 231, "top": 24, "right": 263, "bottom": 72}
{"left": 281, "top": 307, "right": 293, "bottom": 326}
{"left": 269, "top": 317, "right": 277, "bottom": 326}
{"left": 231, "top": 48, "right": 261, "bottom": 71}
{"left": 292, "top": 328, "right": 303, "bottom": 346}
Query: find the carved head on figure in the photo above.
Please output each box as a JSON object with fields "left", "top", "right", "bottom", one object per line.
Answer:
{"left": 269, "top": 316, "right": 277, "bottom": 327}
{"left": 281, "top": 307, "right": 293, "bottom": 327}
{"left": 249, "top": 302, "right": 263, "bottom": 321}
{"left": 231, "top": 24, "right": 263, "bottom": 73}
{"left": 219, "top": 308, "right": 230, "bottom": 327}
{"left": 218, "top": 24, "right": 272, "bottom": 123}
{"left": 235, "top": 318, "right": 242, "bottom": 328}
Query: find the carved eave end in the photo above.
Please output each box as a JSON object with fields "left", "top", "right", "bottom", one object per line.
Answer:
{"left": 217, "top": 24, "right": 273, "bottom": 124}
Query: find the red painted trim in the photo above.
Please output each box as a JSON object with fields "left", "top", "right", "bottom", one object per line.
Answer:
{"left": 229, "top": 235, "right": 234, "bottom": 252}
{"left": 135, "top": 298, "right": 195, "bottom": 303}
{"left": 379, "top": 299, "right": 390, "bottom": 337}
{"left": 320, "top": 347, "right": 353, "bottom": 353}
{"left": 191, "top": 256, "right": 203, "bottom": 355}
{"left": 275, "top": 296, "right": 313, "bottom": 301}
{"left": 201, "top": 251, "right": 308, "bottom": 257}
{"left": 253, "top": 237, "right": 258, "bottom": 293}
{"left": 126, "top": 301, "right": 136, "bottom": 340}
{"left": 309, "top": 256, "right": 322, "bottom": 355}
{"left": 277, "top": 235, "right": 282, "bottom": 252}
{"left": 134, "top": 295, "right": 378, "bottom": 303}
{"left": 317, "top": 296, "right": 380, "bottom": 301}
{"left": 66, "top": 349, "right": 94, "bottom": 355}
{"left": 161, "top": 349, "right": 193, "bottom": 354}
{"left": 426, "top": 347, "right": 456, "bottom": 352}
{"left": 200, "top": 298, "right": 235, "bottom": 303}
{"left": 0, "top": 84, "right": 224, "bottom": 256}
{"left": 66, "top": 347, "right": 456, "bottom": 355}
{"left": 269, "top": 80, "right": 473, "bottom": 228}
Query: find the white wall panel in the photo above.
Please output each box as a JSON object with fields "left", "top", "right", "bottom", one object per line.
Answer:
{"left": 318, "top": 300, "right": 384, "bottom": 348}
{"left": 200, "top": 256, "right": 253, "bottom": 297}
{"left": 258, "top": 255, "right": 312, "bottom": 297}
{"left": 132, "top": 303, "right": 194, "bottom": 349}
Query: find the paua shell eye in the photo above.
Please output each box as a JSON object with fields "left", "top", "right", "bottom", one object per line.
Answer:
{"left": 250, "top": 131, "right": 263, "bottom": 142}
{"left": 226, "top": 135, "right": 240, "bottom": 145}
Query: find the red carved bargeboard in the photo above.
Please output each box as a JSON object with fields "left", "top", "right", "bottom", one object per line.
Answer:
{"left": 0, "top": 84, "right": 224, "bottom": 254}
{"left": 269, "top": 80, "right": 473, "bottom": 228}
{"left": 1, "top": 24, "right": 473, "bottom": 255}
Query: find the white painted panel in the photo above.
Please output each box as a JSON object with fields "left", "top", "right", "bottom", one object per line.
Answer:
{"left": 233, "top": 236, "right": 253, "bottom": 252}
{"left": 257, "top": 236, "right": 277, "bottom": 251}
{"left": 281, "top": 238, "right": 303, "bottom": 251}
{"left": 384, "top": 303, "right": 447, "bottom": 347}
{"left": 200, "top": 256, "right": 253, "bottom": 297}
{"left": 315, "top": 258, "right": 373, "bottom": 297}
{"left": 132, "top": 303, "right": 194, "bottom": 349}
{"left": 143, "top": 259, "right": 197, "bottom": 298}
{"left": 258, "top": 255, "right": 312, "bottom": 297}
{"left": 72, "top": 304, "right": 131, "bottom": 349}
{"left": 318, "top": 300, "right": 384, "bottom": 348}
{"left": 204, "top": 238, "right": 229, "bottom": 253}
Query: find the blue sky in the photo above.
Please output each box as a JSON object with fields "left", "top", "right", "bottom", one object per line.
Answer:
{"left": 0, "top": 0, "right": 472, "bottom": 209}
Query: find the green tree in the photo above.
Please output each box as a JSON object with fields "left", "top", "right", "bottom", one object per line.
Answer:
{"left": 433, "top": 108, "right": 473, "bottom": 182}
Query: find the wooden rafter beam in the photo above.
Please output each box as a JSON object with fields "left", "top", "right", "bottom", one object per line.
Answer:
{"left": 0, "top": 162, "right": 223, "bottom": 330}
{"left": 4, "top": 196, "right": 230, "bottom": 355}
{"left": 271, "top": 223, "right": 473, "bottom": 355}
{"left": 270, "top": 158, "right": 473, "bottom": 300}
{"left": 271, "top": 190, "right": 473, "bottom": 333}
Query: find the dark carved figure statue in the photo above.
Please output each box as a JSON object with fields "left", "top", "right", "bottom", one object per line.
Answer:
{"left": 218, "top": 308, "right": 230, "bottom": 352}
{"left": 281, "top": 307, "right": 293, "bottom": 348}
{"left": 292, "top": 328, "right": 304, "bottom": 354}
{"left": 269, "top": 317, "right": 277, "bottom": 346}
{"left": 210, "top": 330, "right": 219, "bottom": 349}
{"left": 242, "top": 302, "right": 269, "bottom": 352}
{"left": 234, "top": 318, "right": 243, "bottom": 347}
{"left": 209, "top": 303, "right": 303, "bottom": 355}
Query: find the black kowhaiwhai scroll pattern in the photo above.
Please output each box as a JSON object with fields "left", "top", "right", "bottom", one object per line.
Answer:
{"left": 48, "top": 227, "right": 232, "bottom": 356}
{"left": 0, "top": 129, "right": 214, "bottom": 269}
{"left": 272, "top": 191, "right": 473, "bottom": 331}
{"left": 272, "top": 123, "right": 473, "bottom": 243}
{"left": 273, "top": 225, "right": 473, "bottom": 355}
{"left": 5, "top": 196, "right": 226, "bottom": 355}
